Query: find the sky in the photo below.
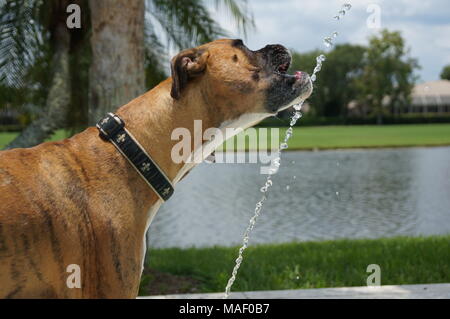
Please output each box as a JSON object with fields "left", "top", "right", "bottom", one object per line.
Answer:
{"left": 209, "top": 0, "right": 450, "bottom": 82}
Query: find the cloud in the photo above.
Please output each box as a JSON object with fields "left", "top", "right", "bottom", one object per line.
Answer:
{"left": 209, "top": 0, "right": 450, "bottom": 81}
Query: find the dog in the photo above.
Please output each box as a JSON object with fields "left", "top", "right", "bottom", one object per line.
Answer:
{"left": 0, "top": 39, "right": 312, "bottom": 298}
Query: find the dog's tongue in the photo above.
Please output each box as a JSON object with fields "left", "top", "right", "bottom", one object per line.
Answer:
{"left": 295, "top": 71, "right": 302, "bottom": 80}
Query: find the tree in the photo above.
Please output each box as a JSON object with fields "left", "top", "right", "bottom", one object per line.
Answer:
{"left": 0, "top": 0, "right": 254, "bottom": 147}
{"left": 441, "top": 65, "right": 450, "bottom": 81}
{"left": 5, "top": 20, "right": 71, "bottom": 149}
{"left": 88, "top": 0, "right": 146, "bottom": 125}
{"left": 0, "top": 0, "right": 90, "bottom": 149}
{"left": 355, "top": 29, "right": 419, "bottom": 124}
{"left": 291, "top": 44, "right": 365, "bottom": 117}
{"left": 321, "top": 44, "right": 366, "bottom": 118}
{"left": 89, "top": 0, "right": 254, "bottom": 124}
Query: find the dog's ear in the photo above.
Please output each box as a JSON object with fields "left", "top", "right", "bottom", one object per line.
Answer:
{"left": 170, "top": 49, "right": 210, "bottom": 100}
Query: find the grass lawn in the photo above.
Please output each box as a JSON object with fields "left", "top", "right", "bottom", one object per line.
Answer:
{"left": 1, "top": 124, "right": 450, "bottom": 150}
{"left": 0, "top": 130, "right": 69, "bottom": 149}
{"left": 139, "top": 235, "right": 450, "bottom": 296}
{"left": 284, "top": 124, "right": 450, "bottom": 150}
{"left": 221, "top": 124, "right": 450, "bottom": 151}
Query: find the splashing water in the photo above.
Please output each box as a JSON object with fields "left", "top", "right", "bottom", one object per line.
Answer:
{"left": 334, "top": 3, "right": 352, "bottom": 20}
{"left": 223, "top": 3, "right": 352, "bottom": 299}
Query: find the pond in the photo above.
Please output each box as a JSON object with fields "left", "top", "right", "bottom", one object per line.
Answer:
{"left": 147, "top": 146, "right": 450, "bottom": 248}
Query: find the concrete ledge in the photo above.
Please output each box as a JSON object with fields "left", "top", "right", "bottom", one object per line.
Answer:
{"left": 140, "top": 283, "right": 450, "bottom": 299}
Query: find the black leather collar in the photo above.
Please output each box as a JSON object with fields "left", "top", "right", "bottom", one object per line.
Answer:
{"left": 96, "top": 113, "right": 174, "bottom": 201}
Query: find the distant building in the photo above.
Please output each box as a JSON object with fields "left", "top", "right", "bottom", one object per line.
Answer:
{"left": 347, "top": 80, "right": 450, "bottom": 116}
{"left": 410, "top": 80, "right": 450, "bottom": 113}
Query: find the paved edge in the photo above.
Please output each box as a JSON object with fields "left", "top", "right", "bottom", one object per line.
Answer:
{"left": 139, "top": 283, "right": 450, "bottom": 299}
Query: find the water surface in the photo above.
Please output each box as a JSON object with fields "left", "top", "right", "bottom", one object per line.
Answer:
{"left": 148, "top": 147, "right": 450, "bottom": 248}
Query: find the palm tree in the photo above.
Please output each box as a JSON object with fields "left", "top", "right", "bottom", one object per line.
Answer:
{"left": 0, "top": 0, "right": 78, "bottom": 149}
{"left": 0, "top": 0, "right": 254, "bottom": 148}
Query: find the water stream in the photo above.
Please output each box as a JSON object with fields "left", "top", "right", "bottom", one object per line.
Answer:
{"left": 223, "top": 3, "right": 353, "bottom": 298}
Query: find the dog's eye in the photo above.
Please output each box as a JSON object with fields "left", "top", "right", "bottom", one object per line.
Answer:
{"left": 232, "top": 39, "right": 244, "bottom": 47}
{"left": 247, "top": 66, "right": 260, "bottom": 72}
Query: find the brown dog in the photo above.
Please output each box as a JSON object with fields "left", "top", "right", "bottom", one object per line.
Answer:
{"left": 0, "top": 39, "right": 312, "bottom": 298}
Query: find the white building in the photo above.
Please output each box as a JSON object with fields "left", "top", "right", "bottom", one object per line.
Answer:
{"left": 410, "top": 80, "right": 450, "bottom": 113}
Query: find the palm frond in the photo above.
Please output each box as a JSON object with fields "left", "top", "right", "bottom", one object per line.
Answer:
{"left": 213, "top": 0, "right": 255, "bottom": 38}
{"left": 0, "top": 0, "right": 44, "bottom": 89}
{"left": 144, "top": 23, "right": 168, "bottom": 88}
{"left": 147, "top": 0, "right": 227, "bottom": 50}
{"left": 144, "top": 0, "right": 255, "bottom": 87}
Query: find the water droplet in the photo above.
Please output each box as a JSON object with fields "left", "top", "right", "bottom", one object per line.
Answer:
{"left": 280, "top": 143, "right": 288, "bottom": 150}
{"left": 339, "top": 10, "right": 346, "bottom": 16}
{"left": 291, "top": 160, "right": 296, "bottom": 164}
{"left": 286, "top": 127, "right": 293, "bottom": 139}
{"left": 290, "top": 112, "right": 302, "bottom": 126}
{"left": 343, "top": 3, "right": 352, "bottom": 11}
{"left": 293, "top": 103, "right": 302, "bottom": 111}
{"left": 272, "top": 158, "right": 281, "bottom": 168}
{"left": 293, "top": 176, "right": 297, "bottom": 180}
{"left": 286, "top": 185, "right": 290, "bottom": 191}
{"left": 316, "top": 55, "right": 326, "bottom": 64}
{"left": 323, "top": 37, "right": 333, "bottom": 48}
{"left": 311, "top": 74, "right": 317, "bottom": 82}
{"left": 332, "top": 31, "right": 338, "bottom": 38}
{"left": 336, "top": 191, "right": 340, "bottom": 196}
{"left": 296, "top": 276, "right": 300, "bottom": 280}
{"left": 334, "top": 15, "right": 340, "bottom": 20}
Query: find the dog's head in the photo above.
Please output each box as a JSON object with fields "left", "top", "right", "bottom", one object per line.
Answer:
{"left": 170, "top": 39, "right": 312, "bottom": 127}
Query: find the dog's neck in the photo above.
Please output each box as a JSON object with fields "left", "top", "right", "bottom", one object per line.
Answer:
{"left": 115, "top": 79, "right": 213, "bottom": 185}
{"left": 73, "top": 78, "right": 221, "bottom": 273}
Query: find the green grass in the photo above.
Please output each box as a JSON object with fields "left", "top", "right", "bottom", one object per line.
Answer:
{"left": 1, "top": 124, "right": 450, "bottom": 150}
{"left": 284, "top": 124, "right": 450, "bottom": 150}
{"left": 140, "top": 236, "right": 450, "bottom": 295}
{"left": 0, "top": 131, "right": 19, "bottom": 149}
{"left": 221, "top": 124, "right": 450, "bottom": 151}
{"left": 0, "top": 130, "right": 69, "bottom": 149}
